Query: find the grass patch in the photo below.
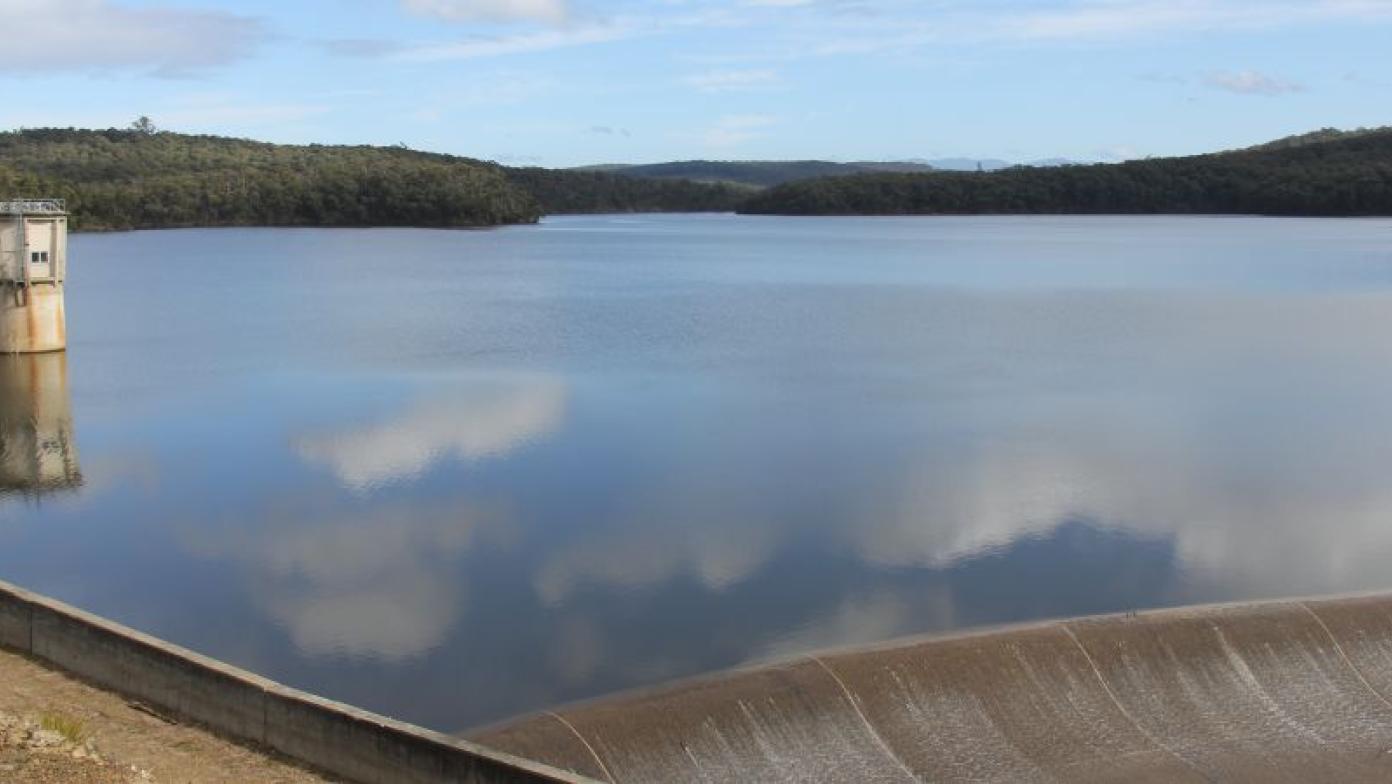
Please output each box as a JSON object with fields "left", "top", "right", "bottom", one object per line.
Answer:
{"left": 39, "top": 713, "right": 87, "bottom": 744}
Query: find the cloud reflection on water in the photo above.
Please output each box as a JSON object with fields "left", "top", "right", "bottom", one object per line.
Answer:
{"left": 20, "top": 217, "right": 1392, "bottom": 733}
{"left": 89, "top": 292, "right": 1392, "bottom": 728}
{"left": 512, "top": 291, "right": 1392, "bottom": 710}
{"left": 186, "top": 500, "right": 487, "bottom": 661}
{"left": 187, "top": 373, "right": 569, "bottom": 662}
{"left": 296, "top": 374, "right": 567, "bottom": 492}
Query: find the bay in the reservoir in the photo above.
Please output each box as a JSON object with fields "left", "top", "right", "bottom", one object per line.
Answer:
{"left": 4, "top": 213, "right": 1392, "bottom": 732}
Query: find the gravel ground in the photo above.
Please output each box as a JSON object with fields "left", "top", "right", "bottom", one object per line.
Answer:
{"left": 0, "top": 648, "right": 330, "bottom": 784}
{"left": 1, "top": 711, "right": 143, "bottom": 783}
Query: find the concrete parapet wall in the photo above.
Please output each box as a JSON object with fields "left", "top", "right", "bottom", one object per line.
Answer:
{"left": 0, "top": 579, "right": 594, "bottom": 784}
{"left": 475, "top": 594, "right": 1392, "bottom": 783}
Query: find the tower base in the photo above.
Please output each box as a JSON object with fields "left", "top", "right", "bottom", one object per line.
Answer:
{"left": 0, "top": 283, "right": 67, "bottom": 354}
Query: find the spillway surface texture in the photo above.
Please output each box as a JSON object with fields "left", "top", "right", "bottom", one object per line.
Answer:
{"left": 471, "top": 596, "right": 1392, "bottom": 783}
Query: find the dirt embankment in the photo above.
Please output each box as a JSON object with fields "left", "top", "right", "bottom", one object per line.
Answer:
{"left": 2, "top": 710, "right": 144, "bottom": 783}
{"left": 0, "top": 648, "right": 329, "bottom": 784}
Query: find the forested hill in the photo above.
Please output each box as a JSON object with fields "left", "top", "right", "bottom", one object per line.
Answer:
{"left": 740, "top": 127, "right": 1392, "bottom": 217}
{"left": 1245, "top": 126, "right": 1386, "bottom": 151}
{"left": 10, "top": 125, "right": 1392, "bottom": 228}
{"left": 579, "top": 160, "right": 937, "bottom": 188}
{"left": 0, "top": 128, "right": 545, "bottom": 230}
{"left": 0, "top": 128, "right": 744, "bottom": 230}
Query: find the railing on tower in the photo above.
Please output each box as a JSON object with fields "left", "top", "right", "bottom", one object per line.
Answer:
{"left": 1, "top": 199, "right": 66, "bottom": 215}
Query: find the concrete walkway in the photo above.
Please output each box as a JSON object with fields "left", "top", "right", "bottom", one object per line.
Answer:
{"left": 0, "top": 648, "right": 328, "bottom": 784}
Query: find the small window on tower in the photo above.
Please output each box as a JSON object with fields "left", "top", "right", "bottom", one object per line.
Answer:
{"left": 31, "top": 252, "right": 39, "bottom": 263}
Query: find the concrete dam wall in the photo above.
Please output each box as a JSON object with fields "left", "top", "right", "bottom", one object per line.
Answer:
{"left": 12, "top": 566, "right": 1392, "bottom": 783}
{"left": 472, "top": 594, "right": 1392, "bottom": 783}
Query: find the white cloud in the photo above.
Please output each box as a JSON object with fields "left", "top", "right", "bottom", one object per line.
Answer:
{"left": 996, "top": 0, "right": 1392, "bottom": 41}
{"left": 682, "top": 68, "right": 780, "bottom": 93}
{"left": 382, "top": 8, "right": 739, "bottom": 62}
{"left": 1204, "top": 70, "right": 1305, "bottom": 96}
{"left": 769, "top": 0, "right": 1392, "bottom": 60}
{"left": 395, "top": 23, "right": 634, "bottom": 61}
{"left": 401, "top": 0, "right": 568, "bottom": 24}
{"left": 702, "top": 114, "right": 777, "bottom": 148}
{"left": 0, "top": 0, "right": 263, "bottom": 75}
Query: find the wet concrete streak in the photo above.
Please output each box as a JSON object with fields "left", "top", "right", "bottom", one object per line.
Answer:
{"left": 805, "top": 655, "right": 919, "bottom": 783}
{"left": 473, "top": 595, "right": 1392, "bottom": 783}
{"left": 1299, "top": 602, "right": 1392, "bottom": 712}
{"left": 1059, "top": 623, "right": 1214, "bottom": 783}
{"left": 544, "top": 712, "right": 615, "bottom": 784}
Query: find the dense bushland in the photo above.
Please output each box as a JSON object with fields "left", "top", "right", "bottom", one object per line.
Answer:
{"left": 740, "top": 128, "right": 1392, "bottom": 217}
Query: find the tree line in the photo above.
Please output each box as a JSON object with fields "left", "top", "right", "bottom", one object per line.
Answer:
{"left": 577, "top": 160, "right": 936, "bottom": 188}
{"left": 7, "top": 124, "right": 1392, "bottom": 229}
{"left": 739, "top": 128, "right": 1392, "bottom": 217}
{"left": 0, "top": 127, "right": 742, "bottom": 231}
{"left": 506, "top": 166, "right": 747, "bottom": 213}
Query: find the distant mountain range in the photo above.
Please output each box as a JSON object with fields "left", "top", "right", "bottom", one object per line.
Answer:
{"left": 573, "top": 160, "right": 935, "bottom": 188}
{"left": 576, "top": 158, "right": 1086, "bottom": 188}
{"left": 927, "top": 157, "right": 1084, "bottom": 171}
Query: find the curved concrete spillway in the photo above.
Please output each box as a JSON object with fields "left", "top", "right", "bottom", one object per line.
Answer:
{"left": 471, "top": 595, "right": 1392, "bottom": 783}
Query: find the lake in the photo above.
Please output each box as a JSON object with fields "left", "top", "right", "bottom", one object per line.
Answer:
{"left": 4, "top": 213, "right": 1392, "bottom": 732}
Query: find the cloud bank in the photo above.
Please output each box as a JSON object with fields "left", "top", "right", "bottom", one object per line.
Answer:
{"left": 1204, "top": 70, "right": 1305, "bottom": 95}
{"left": 0, "top": 0, "right": 264, "bottom": 75}
{"left": 400, "top": 0, "right": 568, "bottom": 24}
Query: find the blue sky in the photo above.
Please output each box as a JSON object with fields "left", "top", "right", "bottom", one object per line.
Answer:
{"left": 3, "top": 0, "right": 1392, "bottom": 166}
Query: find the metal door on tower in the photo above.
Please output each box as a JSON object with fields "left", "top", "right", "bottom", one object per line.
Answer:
{"left": 28, "top": 229, "right": 51, "bottom": 279}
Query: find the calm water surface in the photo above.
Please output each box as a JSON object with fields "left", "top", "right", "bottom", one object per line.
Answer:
{"left": 4, "top": 214, "right": 1392, "bottom": 731}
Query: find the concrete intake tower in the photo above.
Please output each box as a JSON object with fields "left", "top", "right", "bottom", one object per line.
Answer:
{"left": 1, "top": 199, "right": 68, "bottom": 353}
